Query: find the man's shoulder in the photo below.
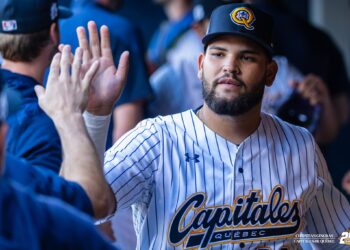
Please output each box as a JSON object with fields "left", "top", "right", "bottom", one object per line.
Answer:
{"left": 1, "top": 69, "right": 39, "bottom": 88}
{"left": 146, "top": 110, "right": 193, "bottom": 126}
{"left": 7, "top": 104, "right": 56, "bottom": 134}
{"left": 129, "top": 110, "right": 194, "bottom": 139}
{"left": 262, "top": 112, "right": 315, "bottom": 142}
{"left": 6, "top": 106, "right": 61, "bottom": 164}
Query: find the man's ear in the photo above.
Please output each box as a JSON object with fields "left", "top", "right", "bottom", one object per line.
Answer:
{"left": 265, "top": 59, "right": 278, "bottom": 87}
{"left": 197, "top": 53, "right": 205, "bottom": 81}
{"left": 50, "top": 22, "right": 60, "bottom": 45}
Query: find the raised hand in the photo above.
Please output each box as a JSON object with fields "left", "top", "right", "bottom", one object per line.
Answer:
{"left": 290, "top": 74, "right": 339, "bottom": 143}
{"left": 290, "top": 74, "right": 330, "bottom": 106}
{"left": 76, "top": 21, "right": 129, "bottom": 115}
{"left": 35, "top": 45, "right": 99, "bottom": 119}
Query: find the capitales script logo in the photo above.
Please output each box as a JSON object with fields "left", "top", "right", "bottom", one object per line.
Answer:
{"left": 168, "top": 185, "right": 302, "bottom": 249}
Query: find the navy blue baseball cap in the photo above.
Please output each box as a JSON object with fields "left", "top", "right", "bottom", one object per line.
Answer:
{"left": 203, "top": 3, "right": 274, "bottom": 56}
{"left": 0, "top": 0, "right": 72, "bottom": 34}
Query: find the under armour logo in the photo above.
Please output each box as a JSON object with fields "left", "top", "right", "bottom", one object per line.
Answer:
{"left": 185, "top": 153, "right": 200, "bottom": 163}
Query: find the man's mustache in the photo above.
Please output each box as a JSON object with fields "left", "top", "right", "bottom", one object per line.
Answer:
{"left": 214, "top": 73, "right": 246, "bottom": 87}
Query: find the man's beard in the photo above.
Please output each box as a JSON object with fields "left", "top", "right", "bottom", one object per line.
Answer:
{"left": 202, "top": 74, "right": 265, "bottom": 116}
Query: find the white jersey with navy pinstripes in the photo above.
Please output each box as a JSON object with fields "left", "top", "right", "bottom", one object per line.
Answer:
{"left": 103, "top": 110, "right": 350, "bottom": 249}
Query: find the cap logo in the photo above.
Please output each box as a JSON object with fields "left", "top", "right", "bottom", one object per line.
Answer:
{"left": 2, "top": 20, "right": 17, "bottom": 32}
{"left": 51, "top": 3, "right": 58, "bottom": 20}
{"left": 230, "top": 7, "right": 256, "bottom": 30}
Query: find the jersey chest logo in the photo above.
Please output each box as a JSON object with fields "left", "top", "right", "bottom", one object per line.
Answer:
{"left": 185, "top": 153, "right": 200, "bottom": 163}
{"left": 168, "top": 185, "right": 302, "bottom": 248}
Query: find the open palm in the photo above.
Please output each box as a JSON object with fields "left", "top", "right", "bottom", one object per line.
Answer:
{"left": 77, "top": 21, "right": 129, "bottom": 115}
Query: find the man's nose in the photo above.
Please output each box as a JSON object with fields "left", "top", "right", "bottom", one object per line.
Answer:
{"left": 222, "top": 58, "right": 240, "bottom": 74}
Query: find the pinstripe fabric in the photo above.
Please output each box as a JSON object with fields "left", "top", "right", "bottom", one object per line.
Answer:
{"left": 104, "top": 110, "right": 350, "bottom": 250}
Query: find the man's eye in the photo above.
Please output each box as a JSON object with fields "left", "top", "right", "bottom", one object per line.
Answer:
{"left": 241, "top": 55, "right": 255, "bottom": 61}
{"left": 212, "top": 52, "right": 224, "bottom": 57}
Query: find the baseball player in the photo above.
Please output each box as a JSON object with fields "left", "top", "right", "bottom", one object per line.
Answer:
{"left": 54, "top": 3, "right": 350, "bottom": 250}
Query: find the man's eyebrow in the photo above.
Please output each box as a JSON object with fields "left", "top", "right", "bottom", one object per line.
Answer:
{"left": 240, "top": 49, "right": 261, "bottom": 55}
{"left": 208, "top": 46, "right": 227, "bottom": 51}
{"left": 208, "top": 46, "right": 262, "bottom": 55}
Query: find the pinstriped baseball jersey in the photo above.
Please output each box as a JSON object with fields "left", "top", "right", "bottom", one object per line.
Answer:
{"left": 104, "top": 109, "right": 350, "bottom": 249}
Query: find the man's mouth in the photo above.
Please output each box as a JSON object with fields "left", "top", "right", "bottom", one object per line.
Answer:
{"left": 217, "top": 77, "right": 243, "bottom": 87}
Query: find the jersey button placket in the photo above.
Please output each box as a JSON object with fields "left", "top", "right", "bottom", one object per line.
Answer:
{"left": 234, "top": 147, "right": 244, "bottom": 181}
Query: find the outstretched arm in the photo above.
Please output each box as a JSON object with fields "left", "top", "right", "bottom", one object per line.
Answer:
{"left": 35, "top": 45, "right": 115, "bottom": 219}
{"left": 71, "top": 21, "right": 130, "bottom": 217}
{"left": 76, "top": 21, "right": 130, "bottom": 161}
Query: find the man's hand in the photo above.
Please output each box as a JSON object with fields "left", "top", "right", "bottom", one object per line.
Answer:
{"left": 35, "top": 45, "right": 115, "bottom": 219}
{"left": 290, "top": 74, "right": 339, "bottom": 144}
{"left": 76, "top": 21, "right": 129, "bottom": 115}
{"left": 35, "top": 45, "right": 99, "bottom": 120}
{"left": 290, "top": 74, "right": 331, "bottom": 106}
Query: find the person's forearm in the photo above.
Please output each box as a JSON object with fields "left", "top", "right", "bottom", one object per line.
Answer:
{"left": 83, "top": 111, "right": 111, "bottom": 163}
{"left": 54, "top": 113, "right": 115, "bottom": 218}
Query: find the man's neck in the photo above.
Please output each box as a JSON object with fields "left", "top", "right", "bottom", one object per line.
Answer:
{"left": 198, "top": 103, "right": 262, "bottom": 145}
{"left": 2, "top": 59, "right": 46, "bottom": 84}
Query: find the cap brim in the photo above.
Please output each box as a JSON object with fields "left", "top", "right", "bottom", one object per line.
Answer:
{"left": 202, "top": 32, "right": 274, "bottom": 56}
{"left": 58, "top": 6, "right": 73, "bottom": 19}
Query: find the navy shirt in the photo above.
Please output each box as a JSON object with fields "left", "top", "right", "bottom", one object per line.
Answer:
{"left": 4, "top": 154, "right": 93, "bottom": 216}
{"left": 2, "top": 69, "right": 62, "bottom": 173}
{"left": 0, "top": 179, "right": 116, "bottom": 250}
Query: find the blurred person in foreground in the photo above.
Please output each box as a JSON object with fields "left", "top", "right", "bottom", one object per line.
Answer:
{"left": 0, "top": 0, "right": 71, "bottom": 172}
{"left": 0, "top": 44, "right": 121, "bottom": 250}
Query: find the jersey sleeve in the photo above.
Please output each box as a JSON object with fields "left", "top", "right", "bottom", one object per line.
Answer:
{"left": 104, "top": 118, "right": 162, "bottom": 209}
{"left": 302, "top": 144, "right": 350, "bottom": 249}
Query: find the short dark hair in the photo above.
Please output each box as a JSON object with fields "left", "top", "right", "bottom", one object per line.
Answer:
{"left": 0, "top": 28, "right": 51, "bottom": 62}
